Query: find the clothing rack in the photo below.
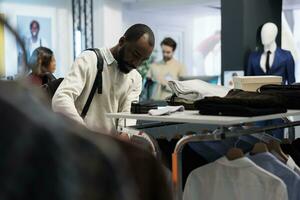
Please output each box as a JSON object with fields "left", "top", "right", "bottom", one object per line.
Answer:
{"left": 172, "top": 116, "right": 300, "bottom": 200}
{"left": 107, "top": 110, "right": 300, "bottom": 200}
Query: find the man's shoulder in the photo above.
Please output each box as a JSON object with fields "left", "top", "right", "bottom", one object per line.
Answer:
{"left": 172, "top": 58, "right": 183, "bottom": 64}
{"left": 70, "top": 50, "right": 99, "bottom": 73}
{"left": 128, "top": 69, "right": 142, "bottom": 82}
{"left": 77, "top": 50, "right": 98, "bottom": 63}
{"left": 171, "top": 58, "right": 185, "bottom": 69}
{"left": 150, "top": 60, "right": 164, "bottom": 68}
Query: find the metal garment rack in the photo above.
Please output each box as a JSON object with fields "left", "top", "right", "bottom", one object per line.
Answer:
{"left": 107, "top": 111, "right": 300, "bottom": 200}
{"left": 172, "top": 117, "right": 300, "bottom": 200}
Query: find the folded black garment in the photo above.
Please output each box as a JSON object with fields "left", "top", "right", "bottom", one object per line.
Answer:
{"left": 194, "top": 89, "right": 287, "bottom": 116}
{"left": 166, "top": 95, "right": 197, "bottom": 110}
{"left": 258, "top": 84, "right": 300, "bottom": 109}
{"left": 131, "top": 101, "right": 158, "bottom": 114}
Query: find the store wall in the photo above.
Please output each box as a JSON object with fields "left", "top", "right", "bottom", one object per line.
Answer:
{"left": 221, "top": 0, "right": 282, "bottom": 83}
{"left": 122, "top": 9, "right": 195, "bottom": 75}
{"left": 93, "top": 0, "right": 123, "bottom": 49}
{"left": 94, "top": 0, "right": 222, "bottom": 76}
{"left": 0, "top": 0, "right": 73, "bottom": 77}
{"left": 122, "top": 1, "right": 221, "bottom": 76}
{"left": 0, "top": 13, "right": 4, "bottom": 78}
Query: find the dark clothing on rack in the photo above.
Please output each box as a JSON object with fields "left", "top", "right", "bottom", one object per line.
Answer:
{"left": 157, "top": 139, "right": 208, "bottom": 189}
{"left": 292, "top": 138, "right": 300, "bottom": 153}
{"left": 255, "top": 119, "right": 285, "bottom": 139}
{"left": 189, "top": 136, "right": 255, "bottom": 163}
{"left": 281, "top": 143, "right": 300, "bottom": 167}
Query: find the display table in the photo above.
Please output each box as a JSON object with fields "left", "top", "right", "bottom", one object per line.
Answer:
{"left": 107, "top": 110, "right": 300, "bottom": 126}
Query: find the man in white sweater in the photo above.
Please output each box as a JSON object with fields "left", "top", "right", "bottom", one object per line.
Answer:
{"left": 52, "top": 24, "right": 155, "bottom": 136}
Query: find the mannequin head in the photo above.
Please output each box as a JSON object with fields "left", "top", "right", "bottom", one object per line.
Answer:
{"left": 261, "top": 22, "right": 278, "bottom": 46}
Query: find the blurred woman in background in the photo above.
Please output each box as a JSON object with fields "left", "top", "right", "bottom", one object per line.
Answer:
{"left": 28, "top": 46, "right": 56, "bottom": 85}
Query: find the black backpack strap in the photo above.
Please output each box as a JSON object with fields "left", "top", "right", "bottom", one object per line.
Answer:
{"left": 80, "top": 48, "right": 104, "bottom": 119}
{"left": 86, "top": 48, "right": 104, "bottom": 94}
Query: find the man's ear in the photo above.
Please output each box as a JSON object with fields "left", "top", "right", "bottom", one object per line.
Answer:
{"left": 118, "top": 36, "right": 126, "bottom": 47}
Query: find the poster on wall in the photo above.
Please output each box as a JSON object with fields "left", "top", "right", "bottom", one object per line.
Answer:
{"left": 224, "top": 70, "right": 244, "bottom": 88}
{"left": 16, "top": 15, "right": 52, "bottom": 73}
{"left": 0, "top": 14, "right": 4, "bottom": 78}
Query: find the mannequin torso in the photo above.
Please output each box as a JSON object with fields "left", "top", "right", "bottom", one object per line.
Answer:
{"left": 247, "top": 22, "right": 295, "bottom": 84}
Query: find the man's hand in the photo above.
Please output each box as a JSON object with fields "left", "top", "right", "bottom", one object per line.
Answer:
{"left": 119, "top": 132, "right": 130, "bottom": 142}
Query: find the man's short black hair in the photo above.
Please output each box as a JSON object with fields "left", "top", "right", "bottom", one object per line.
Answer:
{"left": 161, "top": 37, "right": 177, "bottom": 51}
{"left": 124, "top": 24, "right": 155, "bottom": 47}
{"left": 30, "top": 20, "right": 40, "bottom": 30}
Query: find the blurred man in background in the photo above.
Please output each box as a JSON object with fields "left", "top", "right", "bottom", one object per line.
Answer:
{"left": 147, "top": 37, "right": 186, "bottom": 100}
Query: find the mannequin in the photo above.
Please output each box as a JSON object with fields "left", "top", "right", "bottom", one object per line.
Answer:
{"left": 247, "top": 22, "right": 295, "bottom": 84}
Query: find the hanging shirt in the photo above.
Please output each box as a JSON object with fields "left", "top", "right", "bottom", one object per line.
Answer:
{"left": 273, "top": 151, "right": 300, "bottom": 176}
{"left": 292, "top": 138, "right": 300, "bottom": 152}
{"left": 286, "top": 155, "right": 300, "bottom": 176}
{"left": 248, "top": 152, "right": 300, "bottom": 200}
{"left": 281, "top": 143, "right": 300, "bottom": 166}
{"left": 183, "top": 156, "right": 288, "bottom": 200}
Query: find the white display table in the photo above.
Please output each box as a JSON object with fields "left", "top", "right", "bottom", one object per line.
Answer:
{"left": 107, "top": 109, "right": 300, "bottom": 126}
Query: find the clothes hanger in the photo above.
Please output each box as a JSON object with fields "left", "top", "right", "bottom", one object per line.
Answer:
{"left": 281, "top": 138, "right": 291, "bottom": 144}
{"left": 226, "top": 137, "right": 244, "bottom": 160}
{"left": 248, "top": 131, "right": 269, "bottom": 155}
{"left": 251, "top": 142, "right": 269, "bottom": 155}
{"left": 226, "top": 148, "right": 244, "bottom": 161}
{"left": 267, "top": 139, "right": 289, "bottom": 162}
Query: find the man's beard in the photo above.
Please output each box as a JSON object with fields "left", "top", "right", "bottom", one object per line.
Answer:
{"left": 163, "top": 56, "right": 172, "bottom": 62}
{"left": 117, "top": 47, "right": 135, "bottom": 74}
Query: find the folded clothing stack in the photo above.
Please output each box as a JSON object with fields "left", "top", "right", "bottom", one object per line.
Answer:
{"left": 194, "top": 89, "right": 287, "bottom": 117}
{"left": 258, "top": 84, "right": 300, "bottom": 109}
{"left": 166, "top": 95, "right": 196, "bottom": 110}
{"left": 168, "top": 79, "right": 230, "bottom": 101}
{"left": 131, "top": 101, "right": 158, "bottom": 114}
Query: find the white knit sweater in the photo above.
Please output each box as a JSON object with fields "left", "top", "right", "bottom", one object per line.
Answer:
{"left": 52, "top": 48, "right": 142, "bottom": 135}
